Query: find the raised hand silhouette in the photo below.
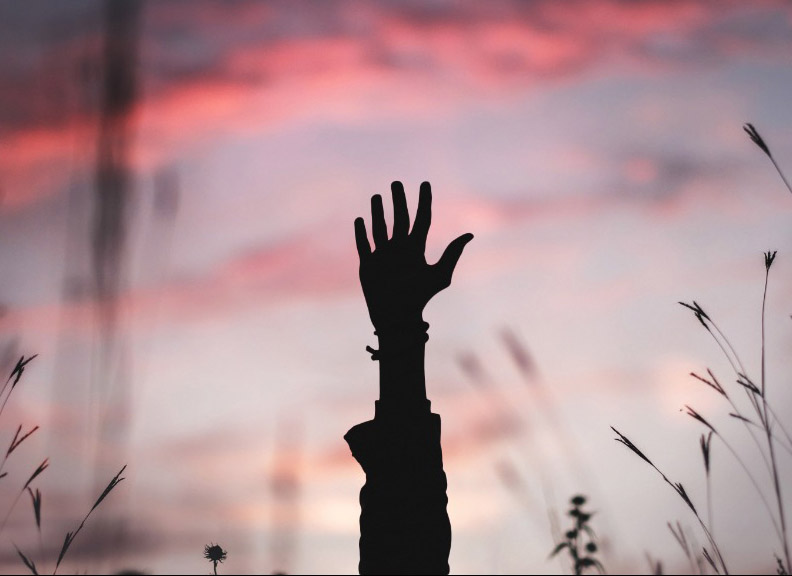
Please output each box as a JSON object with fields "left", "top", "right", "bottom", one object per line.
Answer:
{"left": 346, "top": 181, "right": 468, "bottom": 575}
{"left": 354, "top": 181, "right": 473, "bottom": 330}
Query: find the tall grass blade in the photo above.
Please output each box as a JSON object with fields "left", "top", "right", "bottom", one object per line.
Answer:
{"left": 703, "top": 547, "right": 719, "bottom": 574}
{"left": 26, "top": 487, "right": 41, "bottom": 532}
{"left": 55, "top": 532, "right": 75, "bottom": 572}
{"left": 90, "top": 464, "right": 126, "bottom": 514}
{"left": 7, "top": 425, "right": 39, "bottom": 457}
{"left": 53, "top": 464, "right": 127, "bottom": 574}
{"left": 14, "top": 544, "right": 38, "bottom": 575}
{"left": 23, "top": 459, "right": 48, "bottom": 491}
{"left": 0, "top": 355, "right": 38, "bottom": 419}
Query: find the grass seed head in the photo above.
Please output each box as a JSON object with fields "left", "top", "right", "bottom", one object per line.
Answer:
{"left": 744, "top": 123, "right": 771, "bottom": 157}
{"left": 765, "top": 251, "right": 778, "bottom": 270}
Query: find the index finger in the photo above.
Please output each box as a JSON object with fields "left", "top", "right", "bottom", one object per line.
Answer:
{"left": 354, "top": 217, "right": 371, "bottom": 259}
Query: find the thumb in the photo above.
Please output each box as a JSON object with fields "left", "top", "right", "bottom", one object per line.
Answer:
{"left": 433, "top": 233, "right": 474, "bottom": 291}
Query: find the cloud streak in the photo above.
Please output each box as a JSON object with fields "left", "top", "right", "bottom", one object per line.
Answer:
{"left": 1, "top": 0, "right": 791, "bottom": 207}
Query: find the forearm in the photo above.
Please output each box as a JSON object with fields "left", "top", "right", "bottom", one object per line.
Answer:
{"left": 346, "top": 391, "right": 451, "bottom": 575}
{"left": 376, "top": 323, "right": 428, "bottom": 409}
{"left": 347, "top": 322, "right": 451, "bottom": 575}
{"left": 349, "top": 412, "right": 451, "bottom": 575}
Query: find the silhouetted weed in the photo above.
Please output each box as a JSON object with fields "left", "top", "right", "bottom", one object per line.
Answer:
{"left": 204, "top": 543, "right": 228, "bottom": 575}
{"left": 550, "top": 495, "right": 604, "bottom": 575}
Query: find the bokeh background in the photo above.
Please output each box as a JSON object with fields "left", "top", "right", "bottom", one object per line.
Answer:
{"left": 1, "top": 0, "right": 792, "bottom": 573}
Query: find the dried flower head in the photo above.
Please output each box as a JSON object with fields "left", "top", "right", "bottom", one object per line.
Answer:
{"left": 204, "top": 543, "right": 227, "bottom": 563}
{"left": 204, "top": 543, "right": 227, "bottom": 575}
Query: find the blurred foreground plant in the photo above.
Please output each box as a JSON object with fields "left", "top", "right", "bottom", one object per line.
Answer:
{"left": 551, "top": 495, "right": 604, "bottom": 575}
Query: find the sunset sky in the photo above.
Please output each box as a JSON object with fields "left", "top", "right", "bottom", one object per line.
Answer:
{"left": 1, "top": 1, "right": 792, "bottom": 574}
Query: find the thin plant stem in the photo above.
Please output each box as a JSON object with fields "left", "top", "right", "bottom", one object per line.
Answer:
{"left": 686, "top": 528, "right": 706, "bottom": 575}
{"left": 760, "top": 265, "right": 791, "bottom": 571}
{"left": 724, "top": 397, "right": 773, "bottom": 472}
{"left": 0, "top": 361, "right": 20, "bottom": 402}
{"left": 704, "top": 320, "right": 763, "bottom": 420}
{"left": 706, "top": 472, "right": 713, "bottom": 541}
{"left": 770, "top": 155, "right": 792, "bottom": 195}
{"left": 693, "top": 369, "right": 774, "bottom": 471}
{"left": 698, "top": 515, "right": 727, "bottom": 575}
{"left": 762, "top": 267, "right": 769, "bottom": 399}
{"left": 708, "top": 314, "right": 767, "bottom": 419}
{"left": 708, "top": 318, "right": 747, "bottom": 377}
{"left": 0, "top": 488, "right": 25, "bottom": 535}
{"left": 706, "top": 327, "right": 741, "bottom": 380}
{"left": 763, "top": 403, "right": 792, "bottom": 454}
{"left": 53, "top": 512, "right": 89, "bottom": 575}
{"left": 715, "top": 431, "right": 782, "bottom": 541}
{"left": 731, "top": 404, "right": 792, "bottom": 459}
{"left": 38, "top": 531, "right": 44, "bottom": 576}
{"left": 669, "top": 521, "right": 697, "bottom": 574}
{"left": 0, "top": 389, "right": 15, "bottom": 422}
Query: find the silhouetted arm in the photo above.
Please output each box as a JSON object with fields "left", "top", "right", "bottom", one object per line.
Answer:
{"left": 345, "top": 181, "right": 472, "bottom": 575}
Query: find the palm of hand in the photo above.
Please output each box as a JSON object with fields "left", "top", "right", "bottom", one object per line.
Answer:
{"left": 355, "top": 181, "right": 473, "bottom": 331}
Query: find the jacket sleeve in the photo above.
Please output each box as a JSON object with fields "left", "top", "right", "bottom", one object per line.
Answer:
{"left": 344, "top": 400, "right": 451, "bottom": 575}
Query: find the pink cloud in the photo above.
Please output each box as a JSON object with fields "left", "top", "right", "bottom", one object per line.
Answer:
{"left": 2, "top": 0, "right": 790, "bottom": 209}
{"left": 0, "top": 168, "right": 741, "bottom": 338}
{"left": 0, "top": 186, "right": 570, "bottom": 335}
{"left": 0, "top": 230, "right": 356, "bottom": 337}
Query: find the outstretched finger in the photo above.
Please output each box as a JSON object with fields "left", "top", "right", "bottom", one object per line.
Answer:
{"left": 411, "top": 181, "right": 432, "bottom": 248}
{"left": 391, "top": 181, "right": 409, "bottom": 239}
{"left": 433, "top": 232, "right": 474, "bottom": 291}
{"left": 371, "top": 194, "right": 388, "bottom": 248}
{"left": 354, "top": 217, "right": 371, "bottom": 259}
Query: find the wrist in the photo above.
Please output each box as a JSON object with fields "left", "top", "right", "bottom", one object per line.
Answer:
{"left": 370, "top": 321, "right": 429, "bottom": 406}
{"left": 366, "top": 320, "right": 429, "bottom": 361}
{"left": 374, "top": 398, "right": 432, "bottom": 422}
{"left": 371, "top": 311, "right": 426, "bottom": 333}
